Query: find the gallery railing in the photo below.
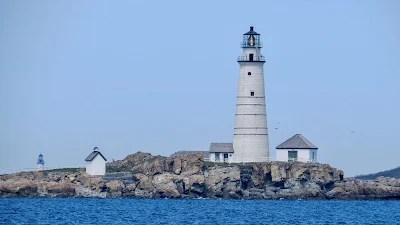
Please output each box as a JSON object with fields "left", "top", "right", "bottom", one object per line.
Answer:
{"left": 237, "top": 56, "right": 265, "bottom": 62}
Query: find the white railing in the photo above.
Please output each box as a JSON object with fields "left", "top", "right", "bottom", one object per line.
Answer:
{"left": 257, "top": 157, "right": 317, "bottom": 163}
{"left": 205, "top": 157, "right": 317, "bottom": 163}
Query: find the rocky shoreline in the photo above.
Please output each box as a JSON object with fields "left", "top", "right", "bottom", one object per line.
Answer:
{"left": 1, "top": 152, "right": 399, "bottom": 200}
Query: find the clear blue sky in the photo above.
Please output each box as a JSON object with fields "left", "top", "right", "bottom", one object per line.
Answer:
{"left": 1, "top": 1, "right": 399, "bottom": 177}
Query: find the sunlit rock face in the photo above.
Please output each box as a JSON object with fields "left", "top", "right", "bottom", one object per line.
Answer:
{"left": 1, "top": 152, "right": 400, "bottom": 200}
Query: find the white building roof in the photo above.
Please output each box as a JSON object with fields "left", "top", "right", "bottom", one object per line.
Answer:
{"left": 276, "top": 134, "right": 318, "bottom": 149}
{"left": 85, "top": 151, "right": 107, "bottom": 161}
{"left": 209, "top": 143, "right": 234, "bottom": 153}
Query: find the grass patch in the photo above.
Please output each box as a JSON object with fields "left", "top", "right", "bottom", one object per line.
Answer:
{"left": 44, "top": 168, "right": 82, "bottom": 173}
{"left": 203, "top": 161, "right": 235, "bottom": 168}
{"left": 106, "top": 166, "right": 132, "bottom": 173}
{"left": 145, "top": 155, "right": 167, "bottom": 164}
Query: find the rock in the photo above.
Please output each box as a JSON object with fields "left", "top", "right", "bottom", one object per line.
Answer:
{"left": 326, "top": 187, "right": 345, "bottom": 199}
{"left": 187, "top": 174, "right": 205, "bottom": 196}
{"left": 134, "top": 189, "right": 154, "bottom": 198}
{"left": 46, "top": 182, "right": 76, "bottom": 197}
{"left": 75, "top": 185, "right": 106, "bottom": 198}
{"left": 251, "top": 163, "right": 271, "bottom": 187}
{"left": 68, "top": 175, "right": 76, "bottom": 182}
{"left": 1, "top": 152, "right": 400, "bottom": 200}
{"left": 375, "top": 176, "right": 400, "bottom": 187}
{"left": 271, "top": 162, "right": 287, "bottom": 182}
{"left": 172, "top": 159, "right": 182, "bottom": 175}
{"left": 106, "top": 180, "right": 125, "bottom": 197}
{"left": 151, "top": 173, "right": 181, "bottom": 198}
{"left": 122, "top": 183, "right": 137, "bottom": 197}
{"left": 205, "top": 166, "right": 240, "bottom": 198}
{"left": 135, "top": 174, "right": 155, "bottom": 191}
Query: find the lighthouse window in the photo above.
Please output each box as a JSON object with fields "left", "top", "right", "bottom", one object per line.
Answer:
{"left": 248, "top": 72, "right": 251, "bottom": 75}
{"left": 250, "top": 92, "right": 254, "bottom": 96}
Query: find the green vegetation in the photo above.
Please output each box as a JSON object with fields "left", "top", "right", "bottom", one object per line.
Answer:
{"left": 203, "top": 161, "right": 217, "bottom": 167}
{"left": 44, "top": 168, "right": 82, "bottom": 173}
{"left": 106, "top": 153, "right": 167, "bottom": 173}
{"left": 106, "top": 166, "right": 132, "bottom": 173}
{"left": 203, "top": 161, "right": 236, "bottom": 168}
{"left": 355, "top": 166, "right": 400, "bottom": 180}
{"left": 146, "top": 155, "right": 167, "bottom": 163}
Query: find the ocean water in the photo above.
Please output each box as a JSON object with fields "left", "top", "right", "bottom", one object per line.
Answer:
{"left": 1, "top": 198, "right": 399, "bottom": 225}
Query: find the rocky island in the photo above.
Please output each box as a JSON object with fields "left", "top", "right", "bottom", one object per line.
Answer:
{"left": 1, "top": 152, "right": 399, "bottom": 199}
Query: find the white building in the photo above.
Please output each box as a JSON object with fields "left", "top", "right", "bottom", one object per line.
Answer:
{"left": 37, "top": 153, "right": 44, "bottom": 171}
{"left": 276, "top": 134, "right": 318, "bottom": 163}
{"left": 232, "top": 26, "right": 269, "bottom": 163}
{"left": 85, "top": 147, "right": 107, "bottom": 175}
{"left": 208, "top": 143, "right": 234, "bottom": 163}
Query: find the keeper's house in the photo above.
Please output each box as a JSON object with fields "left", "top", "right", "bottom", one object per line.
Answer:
{"left": 276, "top": 134, "right": 318, "bottom": 163}
{"left": 209, "top": 143, "right": 234, "bottom": 163}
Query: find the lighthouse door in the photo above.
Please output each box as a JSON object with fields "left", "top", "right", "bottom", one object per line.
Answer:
{"left": 249, "top": 54, "right": 254, "bottom": 61}
{"left": 223, "top": 154, "right": 228, "bottom": 163}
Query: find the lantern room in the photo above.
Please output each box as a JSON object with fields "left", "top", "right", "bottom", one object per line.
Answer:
{"left": 241, "top": 26, "right": 262, "bottom": 48}
{"left": 238, "top": 26, "right": 265, "bottom": 62}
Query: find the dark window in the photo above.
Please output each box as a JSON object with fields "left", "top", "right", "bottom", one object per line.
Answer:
{"left": 250, "top": 92, "right": 254, "bottom": 96}
{"left": 288, "top": 151, "right": 298, "bottom": 162}
{"left": 249, "top": 54, "right": 254, "bottom": 61}
{"left": 248, "top": 72, "right": 251, "bottom": 75}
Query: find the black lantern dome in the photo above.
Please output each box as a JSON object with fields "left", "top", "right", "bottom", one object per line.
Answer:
{"left": 241, "top": 26, "right": 262, "bottom": 48}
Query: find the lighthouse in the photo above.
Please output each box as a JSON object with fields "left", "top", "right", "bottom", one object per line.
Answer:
{"left": 232, "top": 26, "right": 269, "bottom": 163}
{"left": 37, "top": 153, "right": 44, "bottom": 171}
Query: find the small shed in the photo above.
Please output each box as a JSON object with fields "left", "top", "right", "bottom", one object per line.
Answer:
{"left": 85, "top": 147, "right": 107, "bottom": 175}
{"left": 209, "top": 143, "right": 234, "bottom": 163}
{"left": 276, "top": 134, "right": 318, "bottom": 163}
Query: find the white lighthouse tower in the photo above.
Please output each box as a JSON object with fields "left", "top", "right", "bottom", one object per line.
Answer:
{"left": 232, "top": 26, "right": 269, "bottom": 163}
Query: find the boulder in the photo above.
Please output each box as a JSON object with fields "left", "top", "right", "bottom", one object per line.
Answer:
{"left": 151, "top": 173, "right": 181, "bottom": 198}
{"left": 172, "top": 159, "right": 182, "bottom": 175}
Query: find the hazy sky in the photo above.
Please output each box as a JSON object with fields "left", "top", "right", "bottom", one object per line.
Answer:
{"left": 1, "top": 1, "right": 399, "bottom": 177}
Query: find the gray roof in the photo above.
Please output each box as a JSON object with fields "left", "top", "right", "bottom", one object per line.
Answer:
{"left": 85, "top": 151, "right": 107, "bottom": 161}
{"left": 170, "top": 150, "right": 209, "bottom": 159}
{"left": 276, "top": 134, "right": 318, "bottom": 149}
{"left": 209, "top": 143, "right": 234, "bottom": 153}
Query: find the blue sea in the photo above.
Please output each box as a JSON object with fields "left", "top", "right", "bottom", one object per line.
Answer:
{"left": 1, "top": 198, "right": 399, "bottom": 224}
